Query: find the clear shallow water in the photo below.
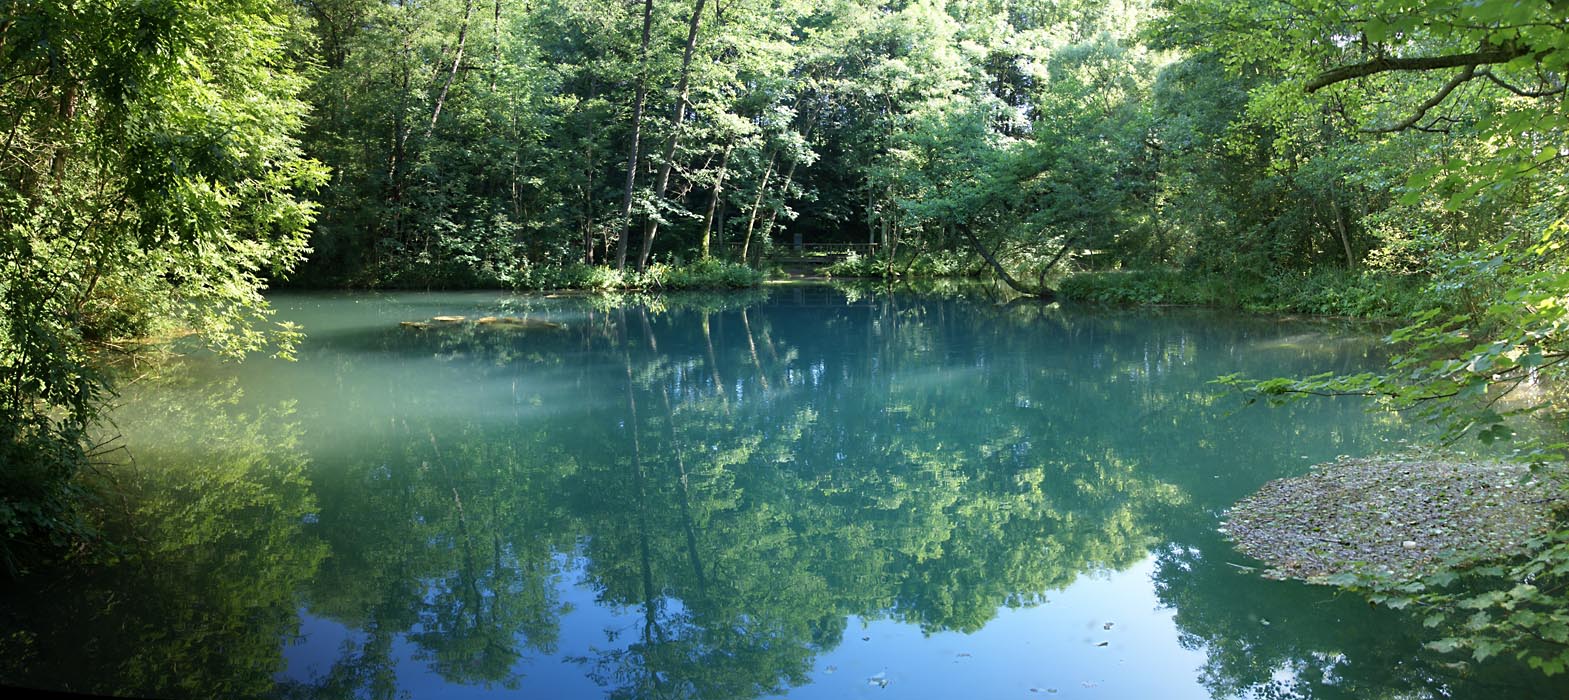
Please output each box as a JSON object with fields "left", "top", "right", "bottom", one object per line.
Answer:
{"left": 4, "top": 287, "right": 1565, "bottom": 699}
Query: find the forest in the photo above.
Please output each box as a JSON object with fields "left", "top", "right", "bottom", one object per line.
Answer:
{"left": 2, "top": 0, "right": 1568, "bottom": 689}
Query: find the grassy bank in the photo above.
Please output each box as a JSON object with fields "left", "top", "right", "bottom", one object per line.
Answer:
{"left": 517, "top": 259, "right": 764, "bottom": 291}
{"left": 1058, "top": 269, "right": 1438, "bottom": 319}
{"left": 821, "top": 251, "right": 981, "bottom": 280}
{"left": 326, "top": 258, "right": 765, "bottom": 292}
{"left": 818, "top": 257, "right": 1443, "bottom": 321}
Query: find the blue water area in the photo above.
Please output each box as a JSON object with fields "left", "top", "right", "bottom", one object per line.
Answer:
{"left": 3, "top": 286, "right": 1564, "bottom": 699}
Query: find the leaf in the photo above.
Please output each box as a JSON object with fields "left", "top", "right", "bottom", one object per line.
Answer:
{"left": 1473, "top": 638, "right": 1504, "bottom": 662}
{"left": 1362, "top": 18, "right": 1390, "bottom": 42}
{"left": 1541, "top": 621, "right": 1569, "bottom": 644}
{"left": 1478, "top": 423, "right": 1514, "bottom": 445}
{"left": 1531, "top": 655, "right": 1566, "bottom": 676}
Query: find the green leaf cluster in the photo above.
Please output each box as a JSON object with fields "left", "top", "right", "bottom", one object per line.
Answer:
{"left": 1, "top": 0, "right": 325, "bottom": 569}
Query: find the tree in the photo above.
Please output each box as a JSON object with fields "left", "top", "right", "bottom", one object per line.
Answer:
{"left": 1164, "top": 0, "right": 1569, "bottom": 673}
{"left": 1, "top": 0, "right": 326, "bottom": 571}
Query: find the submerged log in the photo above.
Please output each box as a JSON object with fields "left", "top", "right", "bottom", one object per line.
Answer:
{"left": 400, "top": 315, "right": 565, "bottom": 331}
{"left": 475, "top": 316, "right": 566, "bottom": 330}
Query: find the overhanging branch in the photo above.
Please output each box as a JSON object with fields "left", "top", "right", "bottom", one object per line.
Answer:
{"left": 1361, "top": 64, "right": 1480, "bottom": 133}
{"left": 1305, "top": 46, "right": 1529, "bottom": 93}
{"left": 1480, "top": 68, "right": 1567, "bottom": 97}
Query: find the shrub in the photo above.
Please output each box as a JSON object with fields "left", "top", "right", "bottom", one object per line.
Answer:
{"left": 514, "top": 259, "right": 762, "bottom": 291}
{"left": 824, "top": 250, "right": 983, "bottom": 279}
{"left": 649, "top": 259, "right": 764, "bottom": 289}
{"left": 823, "top": 252, "right": 887, "bottom": 278}
{"left": 1057, "top": 270, "right": 1208, "bottom": 305}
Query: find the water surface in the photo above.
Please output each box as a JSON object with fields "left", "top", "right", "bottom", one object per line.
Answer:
{"left": 4, "top": 287, "right": 1563, "bottom": 699}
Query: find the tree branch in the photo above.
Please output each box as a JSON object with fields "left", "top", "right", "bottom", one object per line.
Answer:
{"left": 1305, "top": 46, "right": 1529, "bottom": 93}
{"left": 1479, "top": 68, "right": 1567, "bottom": 98}
{"left": 1361, "top": 65, "right": 1481, "bottom": 133}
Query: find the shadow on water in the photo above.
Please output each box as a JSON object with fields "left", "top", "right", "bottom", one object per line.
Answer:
{"left": 3, "top": 286, "right": 1565, "bottom": 699}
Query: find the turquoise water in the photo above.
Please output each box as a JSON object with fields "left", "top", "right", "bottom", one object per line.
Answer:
{"left": 4, "top": 287, "right": 1564, "bottom": 699}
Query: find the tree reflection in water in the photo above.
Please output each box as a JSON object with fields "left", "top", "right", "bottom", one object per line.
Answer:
{"left": 4, "top": 288, "right": 1564, "bottom": 699}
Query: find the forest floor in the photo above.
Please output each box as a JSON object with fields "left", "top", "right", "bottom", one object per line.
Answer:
{"left": 1222, "top": 455, "right": 1569, "bottom": 582}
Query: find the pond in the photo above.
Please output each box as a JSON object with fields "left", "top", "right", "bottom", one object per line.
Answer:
{"left": 3, "top": 286, "right": 1565, "bottom": 699}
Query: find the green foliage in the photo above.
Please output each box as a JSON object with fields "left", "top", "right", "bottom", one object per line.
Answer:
{"left": 1329, "top": 526, "right": 1569, "bottom": 676}
{"left": 0, "top": 271, "right": 102, "bottom": 573}
{"left": 1, "top": 0, "right": 1565, "bottom": 677}
{"left": 1059, "top": 270, "right": 1214, "bottom": 306}
{"left": 823, "top": 250, "right": 979, "bottom": 279}
{"left": 649, "top": 259, "right": 765, "bottom": 290}
{"left": 1060, "top": 269, "right": 1432, "bottom": 318}
{"left": 0, "top": 376, "right": 326, "bottom": 697}
{"left": 821, "top": 252, "right": 887, "bottom": 278}
{"left": 513, "top": 259, "right": 762, "bottom": 291}
{"left": 1222, "top": 233, "right": 1569, "bottom": 456}
{"left": 285, "top": 0, "right": 1564, "bottom": 302}
{"left": 1242, "top": 270, "right": 1434, "bottom": 318}
{"left": 1160, "top": 0, "right": 1569, "bottom": 445}
{"left": 1, "top": 0, "right": 325, "bottom": 570}
{"left": 1166, "top": 0, "right": 1569, "bottom": 677}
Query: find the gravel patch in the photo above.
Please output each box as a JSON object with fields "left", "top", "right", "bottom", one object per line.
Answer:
{"left": 1222, "top": 456, "right": 1567, "bottom": 582}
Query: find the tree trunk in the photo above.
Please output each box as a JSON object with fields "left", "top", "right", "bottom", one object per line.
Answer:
{"left": 866, "top": 187, "right": 877, "bottom": 246}
{"left": 658, "top": 389, "right": 708, "bottom": 596}
{"left": 582, "top": 144, "right": 596, "bottom": 265}
{"left": 48, "top": 83, "right": 78, "bottom": 189}
{"left": 700, "top": 142, "right": 732, "bottom": 260}
{"left": 388, "top": 40, "right": 414, "bottom": 247}
{"left": 1330, "top": 189, "right": 1356, "bottom": 270}
{"left": 614, "top": 0, "right": 657, "bottom": 271}
{"left": 960, "top": 228, "right": 1056, "bottom": 299}
{"left": 739, "top": 152, "right": 776, "bottom": 261}
{"left": 490, "top": 0, "right": 501, "bottom": 91}
{"left": 757, "top": 156, "right": 797, "bottom": 245}
{"left": 755, "top": 104, "right": 821, "bottom": 246}
{"left": 581, "top": 78, "right": 601, "bottom": 265}
{"left": 637, "top": 0, "right": 708, "bottom": 271}
{"left": 701, "top": 312, "right": 726, "bottom": 399}
{"left": 615, "top": 309, "right": 660, "bottom": 649}
{"left": 741, "top": 308, "right": 769, "bottom": 391}
{"left": 425, "top": 0, "right": 476, "bottom": 143}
